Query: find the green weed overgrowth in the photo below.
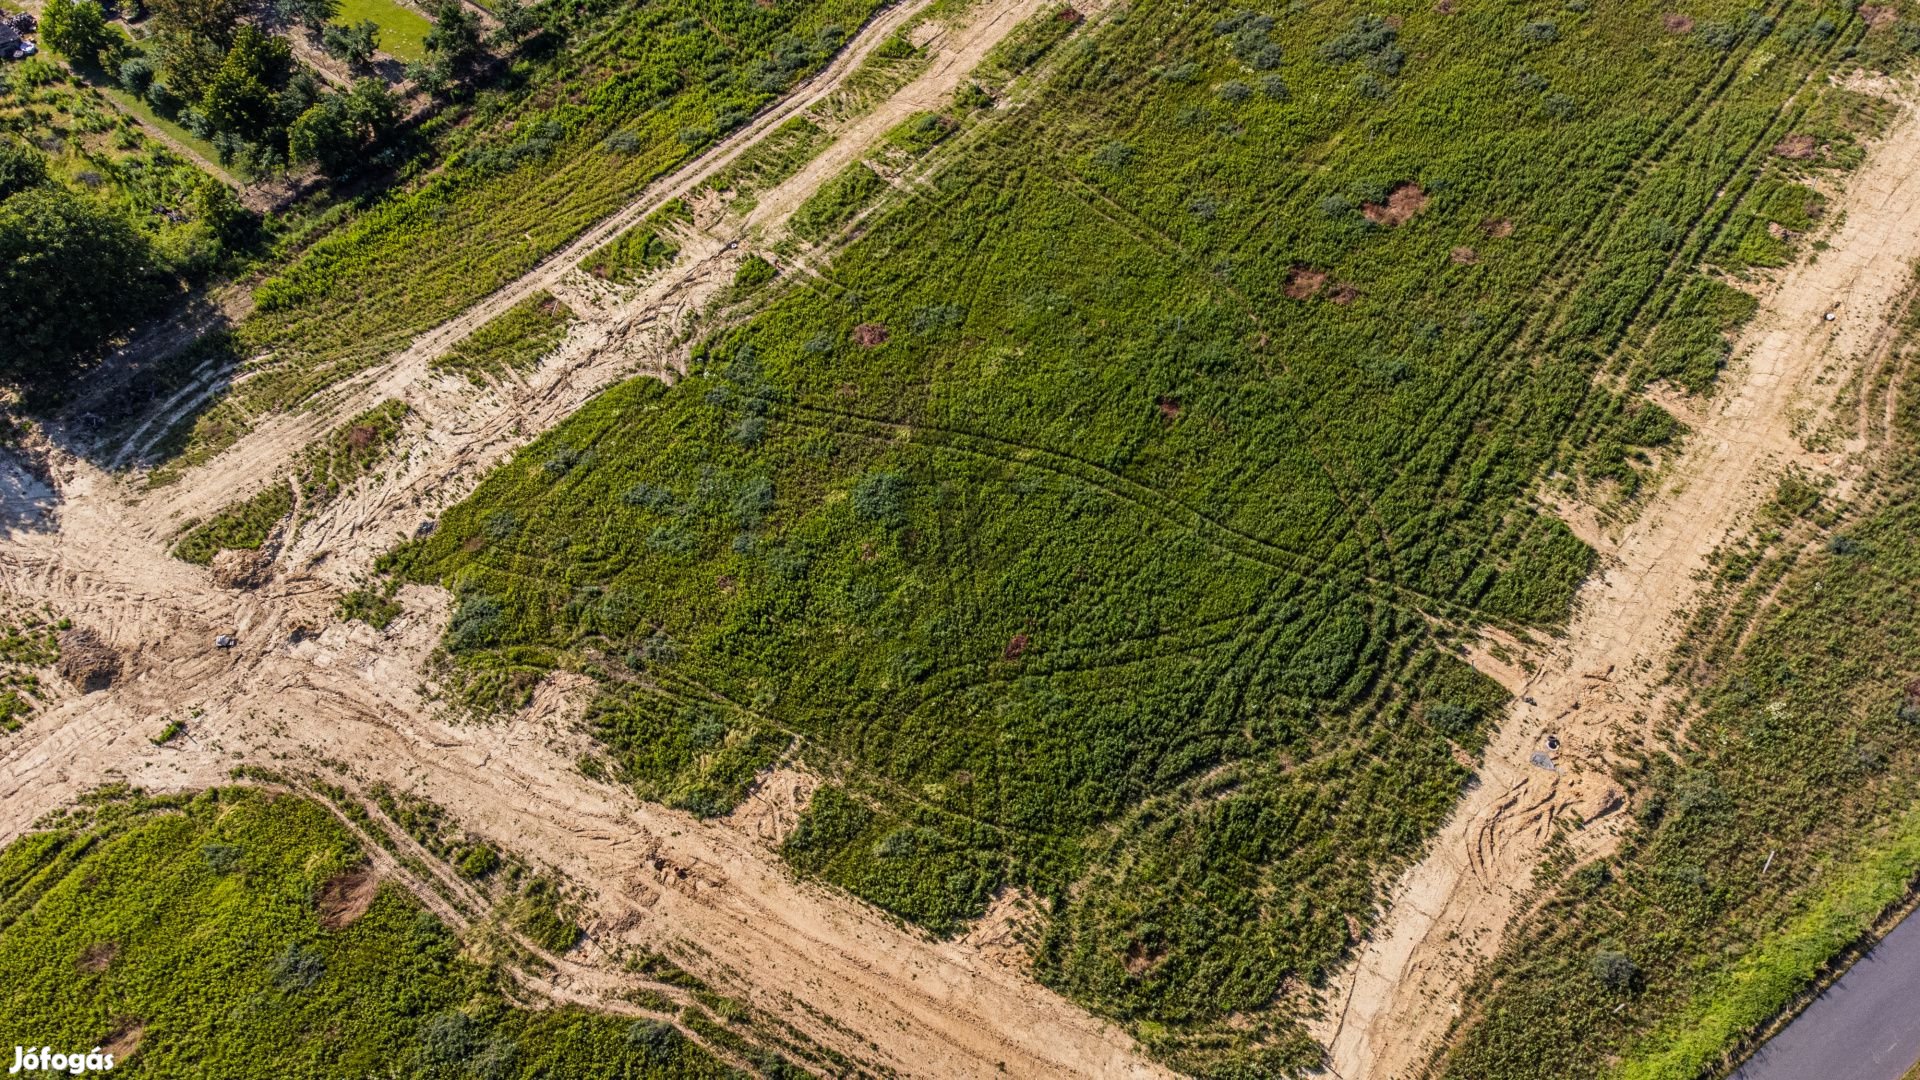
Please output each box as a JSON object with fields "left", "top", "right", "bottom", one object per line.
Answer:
{"left": 380, "top": 0, "right": 1899, "bottom": 1070}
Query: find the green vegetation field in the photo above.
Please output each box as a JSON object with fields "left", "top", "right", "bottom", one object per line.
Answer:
{"left": 161, "top": 0, "right": 888, "bottom": 466}
{"left": 434, "top": 293, "right": 576, "bottom": 382}
{"left": 332, "top": 0, "right": 434, "bottom": 62}
{"left": 1438, "top": 294, "right": 1920, "bottom": 1079}
{"left": 373, "top": 0, "right": 1909, "bottom": 1070}
{"left": 0, "top": 785, "right": 733, "bottom": 1078}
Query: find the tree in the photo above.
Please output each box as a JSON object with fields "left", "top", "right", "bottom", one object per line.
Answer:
{"left": 147, "top": 0, "right": 248, "bottom": 45}
{"left": 200, "top": 26, "right": 293, "bottom": 141}
{"left": 41, "top": 0, "right": 114, "bottom": 66}
{"left": 320, "top": 19, "right": 378, "bottom": 68}
{"left": 424, "top": 0, "right": 483, "bottom": 70}
{"left": 0, "top": 188, "right": 163, "bottom": 387}
{"left": 288, "top": 98, "right": 356, "bottom": 175}
{"left": 191, "top": 177, "right": 251, "bottom": 243}
{"left": 118, "top": 54, "right": 156, "bottom": 97}
{"left": 0, "top": 139, "right": 50, "bottom": 202}
{"left": 490, "top": 0, "right": 537, "bottom": 43}
{"left": 1589, "top": 949, "right": 1639, "bottom": 992}
{"left": 154, "top": 29, "right": 227, "bottom": 101}
{"left": 344, "top": 77, "right": 400, "bottom": 141}
{"left": 275, "top": 0, "right": 339, "bottom": 34}
{"left": 404, "top": 56, "right": 452, "bottom": 98}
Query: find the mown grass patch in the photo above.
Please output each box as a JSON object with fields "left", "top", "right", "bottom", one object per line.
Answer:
{"left": 331, "top": 0, "right": 433, "bottom": 62}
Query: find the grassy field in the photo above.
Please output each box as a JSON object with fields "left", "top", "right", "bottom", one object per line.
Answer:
{"left": 369, "top": 0, "right": 1906, "bottom": 1069}
{"left": 333, "top": 0, "right": 434, "bottom": 62}
{"left": 433, "top": 293, "right": 576, "bottom": 382}
{"left": 157, "top": 0, "right": 888, "bottom": 469}
{"left": 0, "top": 784, "right": 735, "bottom": 1078}
{"left": 1439, "top": 291, "right": 1920, "bottom": 1078}
{"left": 173, "top": 400, "right": 410, "bottom": 563}
{"left": 0, "top": 62, "right": 227, "bottom": 236}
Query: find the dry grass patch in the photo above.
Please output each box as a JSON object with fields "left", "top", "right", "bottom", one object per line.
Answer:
{"left": 317, "top": 866, "right": 380, "bottom": 930}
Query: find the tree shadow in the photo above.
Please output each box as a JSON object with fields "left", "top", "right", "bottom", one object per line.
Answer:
{"left": 41, "top": 291, "right": 242, "bottom": 479}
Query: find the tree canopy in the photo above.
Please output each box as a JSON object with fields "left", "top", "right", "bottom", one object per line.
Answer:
{"left": 0, "top": 188, "right": 166, "bottom": 386}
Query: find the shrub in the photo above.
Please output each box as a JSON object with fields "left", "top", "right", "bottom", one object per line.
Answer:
{"left": 1589, "top": 949, "right": 1638, "bottom": 992}
{"left": 850, "top": 470, "right": 907, "bottom": 523}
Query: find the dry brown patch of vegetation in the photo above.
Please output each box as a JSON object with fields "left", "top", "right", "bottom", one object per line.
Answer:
{"left": 1664, "top": 12, "right": 1695, "bottom": 32}
{"left": 101, "top": 1023, "right": 143, "bottom": 1063}
{"left": 1775, "top": 133, "right": 1820, "bottom": 159}
{"left": 317, "top": 866, "right": 379, "bottom": 930}
{"left": 852, "top": 322, "right": 890, "bottom": 347}
{"left": 77, "top": 942, "right": 117, "bottom": 973}
{"left": 56, "top": 628, "right": 119, "bottom": 693}
{"left": 1362, "top": 183, "right": 1430, "bottom": 227}
{"left": 1450, "top": 246, "right": 1479, "bottom": 265}
{"left": 1284, "top": 266, "right": 1327, "bottom": 299}
{"left": 210, "top": 548, "right": 272, "bottom": 590}
{"left": 1480, "top": 217, "right": 1516, "bottom": 238}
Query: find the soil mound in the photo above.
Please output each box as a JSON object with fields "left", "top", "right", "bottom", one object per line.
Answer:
{"left": 210, "top": 547, "right": 272, "bottom": 590}
{"left": 56, "top": 628, "right": 119, "bottom": 693}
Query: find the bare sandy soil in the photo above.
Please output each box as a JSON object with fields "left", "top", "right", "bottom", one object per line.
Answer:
{"left": 1313, "top": 87, "right": 1920, "bottom": 1079}
{"left": 0, "top": 2, "right": 1171, "bottom": 1076}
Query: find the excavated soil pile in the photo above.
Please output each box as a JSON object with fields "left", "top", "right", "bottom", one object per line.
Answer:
{"left": 56, "top": 628, "right": 120, "bottom": 693}
{"left": 210, "top": 548, "right": 272, "bottom": 590}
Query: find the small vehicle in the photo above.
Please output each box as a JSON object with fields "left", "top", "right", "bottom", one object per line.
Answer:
{"left": 215, "top": 634, "right": 236, "bottom": 649}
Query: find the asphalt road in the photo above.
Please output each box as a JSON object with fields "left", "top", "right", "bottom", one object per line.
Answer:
{"left": 1730, "top": 911, "right": 1920, "bottom": 1080}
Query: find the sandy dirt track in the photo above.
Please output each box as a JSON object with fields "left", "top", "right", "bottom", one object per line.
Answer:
{"left": 0, "top": 1, "right": 1170, "bottom": 1076}
{"left": 1313, "top": 87, "right": 1920, "bottom": 1078}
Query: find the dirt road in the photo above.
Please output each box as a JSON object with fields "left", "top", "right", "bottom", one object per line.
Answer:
{"left": 1312, "top": 89, "right": 1920, "bottom": 1078}
{"left": 0, "top": 1, "right": 1170, "bottom": 1076}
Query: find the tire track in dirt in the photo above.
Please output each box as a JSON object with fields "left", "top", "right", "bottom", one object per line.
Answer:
{"left": 0, "top": 2, "right": 1170, "bottom": 1076}
{"left": 1312, "top": 87, "right": 1920, "bottom": 1080}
